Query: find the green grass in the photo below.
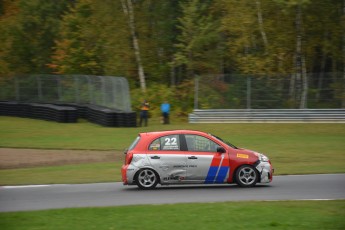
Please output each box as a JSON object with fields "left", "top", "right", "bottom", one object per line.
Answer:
{"left": 0, "top": 118, "right": 344, "bottom": 227}
{"left": 0, "top": 117, "right": 136, "bottom": 150}
{"left": 0, "top": 200, "right": 344, "bottom": 229}
{"left": 0, "top": 116, "right": 345, "bottom": 185}
{"left": 0, "top": 162, "right": 122, "bottom": 185}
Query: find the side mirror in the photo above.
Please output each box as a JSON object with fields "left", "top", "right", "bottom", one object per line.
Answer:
{"left": 124, "top": 149, "right": 128, "bottom": 155}
{"left": 217, "top": 146, "right": 226, "bottom": 153}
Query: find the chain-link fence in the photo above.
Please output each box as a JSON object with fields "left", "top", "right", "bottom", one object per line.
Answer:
{"left": 195, "top": 73, "right": 344, "bottom": 109}
{"left": 0, "top": 75, "right": 132, "bottom": 112}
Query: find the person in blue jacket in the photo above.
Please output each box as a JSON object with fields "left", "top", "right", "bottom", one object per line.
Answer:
{"left": 160, "top": 101, "right": 170, "bottom": 124}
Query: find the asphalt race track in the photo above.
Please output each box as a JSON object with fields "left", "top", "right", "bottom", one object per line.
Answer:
{"left": 1, "top": 174, "right": 344, "bottom": 212}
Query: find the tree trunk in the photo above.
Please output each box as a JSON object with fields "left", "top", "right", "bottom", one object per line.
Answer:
{"left": 342, "top": 0, "right": 345, "bottom": 107}
{"left": 170, "top": 59, "right": 176, "bottom": 86}
{"left": 255, "top": 0, "right": 268, "bottom": 50}
{"left": 289, "top": 51, "right": 297, "bottom": 108}
{"left": 289, "top": 73, "right": 296, "bottom": 107}
{"left": 121, "top": 0, "right": 146, "bottom": 92}
{"left": 300, "top": 54, "right": 308, "bottom": 109}
{"left": 316, "top": 39, "right": 327, "bottom": 102}
{"left": 295, "top": 4, "right": 308, "bottom": 109}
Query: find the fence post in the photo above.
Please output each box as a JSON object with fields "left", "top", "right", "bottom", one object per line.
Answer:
{"left": 37, "top": 75, "right": 42, "bottom": 101}
{"left": 14, "top": 76, "right": 20, "bottom": 101}
{"left": 100, "top": 76, "right": 106, "bottom": 107}
{"left": 247, "top": 76, "right": 251, "bottom": 109}
{"left": 85, "top": 75, "right": 92, "bottom": 104}
{"left": 74, "top": 75, "right": 79, "bottom": 104}
{"left": 194, "top": 75, "right": 199, "bottom": 110}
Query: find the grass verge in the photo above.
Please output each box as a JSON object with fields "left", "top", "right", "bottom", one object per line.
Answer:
{"left": 0, "top": 116, "right": 344, "bottom": 185}
{"left": 0, "top": 162, "right": 122, "bottom": 185}
{"left": 0, "top": 200, "right": 344, "bottom": 229}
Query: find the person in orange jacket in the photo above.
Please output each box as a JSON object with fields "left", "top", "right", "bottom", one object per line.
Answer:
{"left": 139, "top": 100, "right": 150, "bottom": 126}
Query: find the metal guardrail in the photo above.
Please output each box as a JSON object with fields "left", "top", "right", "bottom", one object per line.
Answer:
{"left": 189, "top": 109, "right": 345, "bottom": 123}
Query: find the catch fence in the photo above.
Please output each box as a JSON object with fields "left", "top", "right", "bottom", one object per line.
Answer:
{"left": 0, "top": 74, "right": 132, "bottom": 112}
{"left": 194, "top": 73, "right": 344, "bottom": 110}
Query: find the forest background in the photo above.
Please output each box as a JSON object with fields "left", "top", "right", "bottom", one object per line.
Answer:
{"left": 0, "top": 0, "right": 344, "bottom": 117}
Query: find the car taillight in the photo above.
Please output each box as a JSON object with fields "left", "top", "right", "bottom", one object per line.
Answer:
{"left": 125, "top": 153, "right": 133, "bottom": 165}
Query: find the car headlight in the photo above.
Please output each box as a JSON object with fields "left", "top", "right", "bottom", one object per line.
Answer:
{"left": 259, "top": 153, "right": 269, "bottom": 162}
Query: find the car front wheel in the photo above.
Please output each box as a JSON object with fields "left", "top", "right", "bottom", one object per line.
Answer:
{"left": 136, "top": 168, "right": 159, "bottom": 189}
{"left": 235, "top": 165, "right": 259, "bottom": 187}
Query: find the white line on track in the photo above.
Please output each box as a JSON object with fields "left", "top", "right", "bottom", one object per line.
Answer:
{"left": 263, "top": 198, "right": 342, "bottom": 202}
{"left": 1, "top": 185, "right": 51, "bottom": 189}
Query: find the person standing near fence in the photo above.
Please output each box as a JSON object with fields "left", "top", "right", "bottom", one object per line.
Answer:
{"left": 161, "top": 101, "right": 170, "bottom": 124}
{"left": 139, "top": 100, "right": 150, "bottom": 126}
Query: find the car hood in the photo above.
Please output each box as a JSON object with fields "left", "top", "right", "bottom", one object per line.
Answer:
{"left": 230, "top": 147, "right": 260, "bottom": 161}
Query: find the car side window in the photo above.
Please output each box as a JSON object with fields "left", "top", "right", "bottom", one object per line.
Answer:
{"left": 185, "top": 135, "right": 219, "bottom": 152}
{"left": 149, "top": 135, "right": 180, "bottom": 151}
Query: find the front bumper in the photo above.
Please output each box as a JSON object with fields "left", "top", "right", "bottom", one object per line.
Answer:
{"left": 255, "top": 161, "right": 273, "bottom": 183}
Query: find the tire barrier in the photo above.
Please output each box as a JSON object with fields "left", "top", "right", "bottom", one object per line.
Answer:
{"left": 0, "top": 101, "right": 77, "bottom": 123}
{"left": 84, "top": 105, "right": 137, "bottom": 127}
{"left": 0, "top": 101, "right": 137, "bottom": 127}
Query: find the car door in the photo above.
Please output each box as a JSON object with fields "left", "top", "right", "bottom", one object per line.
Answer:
{"left": 147, "top": 134, "right": 187, "bottom": 183}
{"left": 184, "top": 134, "right": 230, "bottom": 183}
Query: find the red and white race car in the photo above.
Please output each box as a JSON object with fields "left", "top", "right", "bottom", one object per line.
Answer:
{"left": 121, "top": 130, "right": 273, "bottom": 189}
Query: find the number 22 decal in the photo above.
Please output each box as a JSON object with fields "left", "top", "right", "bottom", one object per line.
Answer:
{"left": 165, "top": 137, "right": 177, "bottom": 146}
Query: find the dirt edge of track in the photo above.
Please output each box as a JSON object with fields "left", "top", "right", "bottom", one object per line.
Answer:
{"left": 0, "top": 148, "right": 123, "bottom": 169}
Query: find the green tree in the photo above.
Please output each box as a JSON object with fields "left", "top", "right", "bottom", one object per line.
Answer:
{"left": 0, "top": 0, "right": 70, "bottom": 74}
{"left": 174, "top": 0, "right": 222, "bottom": 78}
{"left": 84, "top": 0, "right": 134, "bottom": 83}
{"left": 0, "top": 0, "right": 19, "bottom": 74}
{"left": 50, "top": 0, "right": 181, "bottom": 89}
{"left": 49, "top": 0, "right": 103, "bottom": 75}
{"left": 133, "top": 0, "right": 180, "bottom": 86}
{"left": 217, "top": 0, "right": 291, "bottom": 74}
{"left": 121, "top": 0, "right": 146, "bottom": 92}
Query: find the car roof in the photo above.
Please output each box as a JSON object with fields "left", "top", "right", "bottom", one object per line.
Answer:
{"left": 139, "top": 130, "right": 208, "bottom": 137}
{"left": 130, "top": 130, "right": 225, "bottom": 152}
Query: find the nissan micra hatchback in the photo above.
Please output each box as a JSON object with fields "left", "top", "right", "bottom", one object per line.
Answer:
{"left": 121, "top": 130, "right": 273, "bottom": 189}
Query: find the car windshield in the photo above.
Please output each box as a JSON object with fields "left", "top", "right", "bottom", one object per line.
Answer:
{"left": 210, "top": 134, "right": 238, "bottom": 149}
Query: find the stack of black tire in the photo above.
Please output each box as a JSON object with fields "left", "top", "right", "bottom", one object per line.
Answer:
{"left": 85, "top": 105, "right": 136, "bottom": 127}
{"left": 0, "top": 101, "right": 29, "bottom": 117}
{"left": 30, "top": 104, "right": 78, "bottom": 123}
{"left": 121, "top": 111, "right": 137, "bottom": 127}
{"left": 86, "top": 105, "right": 120, "bottom": 127}
{"left": 0, "top": 101, "right": 77, "bottom": 123}
{"left": 0, "top": 101, "right": 137, "bottom": 127}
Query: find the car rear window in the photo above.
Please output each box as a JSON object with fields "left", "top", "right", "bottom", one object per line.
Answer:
{"left": 128, "top": 136, "right": 140, "bottom": 150}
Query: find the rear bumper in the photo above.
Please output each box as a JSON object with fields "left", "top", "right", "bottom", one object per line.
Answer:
{"left": 121, "top": 165, "right": 128, "bottom": 185}
{"left": 121, "top": 164, "right": 139, "bottom": 185}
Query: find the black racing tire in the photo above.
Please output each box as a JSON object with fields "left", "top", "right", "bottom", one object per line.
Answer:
{"left": 235, "top": 165, "right": 259, "bottom": 187}
{"left": 135, "top": 168, "right": 159, "bottom": 189}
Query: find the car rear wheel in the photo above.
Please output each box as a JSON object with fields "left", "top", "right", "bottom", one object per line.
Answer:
{"left": 136, "top": 168, "right": 159, "bottom": 189}
{"left": 235, "top": 165, "right": 258, "bottom": 187}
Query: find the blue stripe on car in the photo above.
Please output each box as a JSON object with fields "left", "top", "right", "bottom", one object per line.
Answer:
{"left": 205, "top": 166, "right": 219, "bottom": 184}
{"left": 215, "top": 166, "right": 229, "bottom": 183}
